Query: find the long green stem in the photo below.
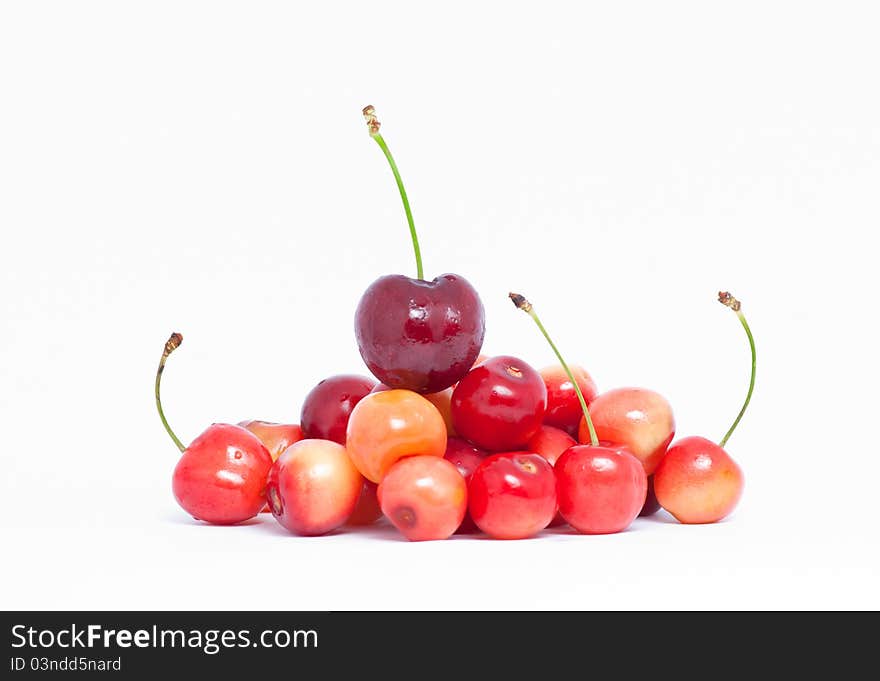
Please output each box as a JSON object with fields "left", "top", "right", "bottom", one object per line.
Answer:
{"left": 363, "top": 106, "right": 423, "bottom": 280}
{"left": 156, "top": 332, "right": 186, "bottom": 453}
{"left": 509, "top": 293, "right": 599, "bottom": 446}
{"left": 718, "top": 292, "right": 756, "bottom": 448}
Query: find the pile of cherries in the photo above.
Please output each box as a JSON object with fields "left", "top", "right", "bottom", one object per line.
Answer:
{"left": 155, "top": 107, "right": 754, "bottom": 541}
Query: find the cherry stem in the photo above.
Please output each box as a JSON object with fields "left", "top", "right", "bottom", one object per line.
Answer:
{"left": 155, "top": 332, "right": 186, "bottom": 453}
{"left": 509, "top": 293, "right": 599, "bottom": 446}
{"left": 363, "top": 105, "right": 424, "bottom": 280}
{"left": 718, "top": 292, "right": 756, "bottom": 448}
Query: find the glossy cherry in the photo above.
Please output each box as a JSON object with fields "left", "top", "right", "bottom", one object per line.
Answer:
{"left": 345, "top": 388, "right": 447, "bottom": 483}
{"left": 266, "top": 439, "right": 363, "bottom": 536}
{"left": 580, "top": 387, "right": 675, "bottom": 475}
{"left": 443, "top": 437, "right": 488, "bottom": 533}
{"left": 468, "top": 452, "right": 557, "bottom": 540}
{"left": 541, "top": 364, "right": 598, "bottom": 435}
{"left": 378, "top": 455, "right": 467, "bottom": 541}
{"left": 510, "top": 293, "right": 647, "bottom": 535}
{"left": 653, "top": 292, "right": 752, "bottom": 524}
{"left": 354, "top": 107, "right": 485, "bottom": 393}
{"left": 654, "top": 437, "right": 744, "bottom": 524}
{"left": 300, "top": 374, "right": 376, "bottom": 444}
{"left": 356, "top": 274, "right": 485, "bottom": 393}
{"left": 172, "top": 424, "right": 274, "bottom": 525}
{"left": 451, "top": 355, "right": 547, "bottom": 451}
{"left": 155, "top": 334, "right": 273, "bottom": 525}
{"left": 555, "top": 443, "right": 647, "bottom": 534}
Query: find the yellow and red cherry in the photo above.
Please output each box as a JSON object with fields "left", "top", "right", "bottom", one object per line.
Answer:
{"left": 467, "top": 452, "right": 557, "bottom": 540}
{"left": 653, "top": 292, "right": 753, "bottom": 524}
{"left": 540, "top": 364, "right": 598, "bottom": 435}
{"left": 510, "top": 293, "right": 647, "bottom": 535}
{"left": 451, "top": 355, "right": 547, "bottom": 451}
{"left": 154, "top": 334, "right": 273, "bottom": 525}
{"left": 300, "top": 374, "right": 376, "bottom": 444}
{"left": 266, "top": 439, "right": 363, "bottom": 536}
{"left": 579, "top": 387, "right": 675, "bottom": 475}
{"left": 171, "top": 424, "right": 274, "bottom": 525}
{"left": 345, "top": 389, "right": 447, "bottom": 483}
{"left": 378, "top": 455, "right": 467, "bottom": 541}
{"left": 355, "top": 107, "right": 485, "bottom": 393}
{"left": 372, "top": 382, "right": 456, "bottom": 436}
{"left": 346, "top": 481, "right": 383, "bottom": 526}
{"left": 238, "top": 420, "right": 304, "bottom": 461}
{"left": 443, "top": 437, "right": 488, "bottom": 533}
{"left": 654, "top": 437, "right": 744, "bottom": 523}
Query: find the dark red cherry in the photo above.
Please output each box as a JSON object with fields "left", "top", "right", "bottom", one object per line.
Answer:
{"left": 451, "top": 355, "right": 546, "bottom": 451}
{"left": 355, "top": 108, "right": 486, "bottom": 393}
{"left": 355, "top": 273, "right": 485, "bottom": 393}
{"left": 639, "top": 475, "right": 661, "bottom": 516}
{"left": 300, "top": 374, "right": 376, "bottom": 444}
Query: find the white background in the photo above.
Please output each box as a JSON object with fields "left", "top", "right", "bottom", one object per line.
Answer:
{"left": 1, "top": 1, "right": 878, "bottom": 610}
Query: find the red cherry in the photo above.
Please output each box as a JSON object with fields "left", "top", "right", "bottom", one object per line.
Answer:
{"left": 266, "top": 439, "right": 363, "bottom": 536}
{"left": 172, "top": 423, "right": 274, "bottom": 525}
{"left": 300, "top": 374, "right": 376, "bottom": 445}
{"left": 155, "top": 334, "right": 273, "bottom": 525}
{"left": 580, "top": 387, "right": 675, "bottom": 475}
{"left": 540, "top": 365, "right": 598, "bottom": 435}
{"left": 555, "top": 443, "right": 647, "bottom": 534}
{"left": 346, "top": 481, "right": 383, "bottom": 526}
{"left": 378, "top": 455, "right": 467, "bottom": 541}
{"left": 507, "top": 292, "right": 650, "bottom": 535}
{"left": 451, "top": 356, "right": 547, "bottom": 451}
{"left": 443, "top": 437, "right": 488, "bottom": 533}
{"left": 468, "top": 452, "right": 556, "bottom": 540}
{"left": 355, "top": 108, "right": 484, "bottom": 393}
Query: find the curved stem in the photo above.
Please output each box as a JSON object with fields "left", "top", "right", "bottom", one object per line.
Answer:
{"left": 509, "top": 293, "right": 599, "bottom": 446}
{"left": 718, "top": 292, "right": 756, "bottom": 448}
{"left": 363, "top": 106, "right": 424, "bottom": 280}
{"left": 156, "top": 332, "right": 186, "bottom": 453}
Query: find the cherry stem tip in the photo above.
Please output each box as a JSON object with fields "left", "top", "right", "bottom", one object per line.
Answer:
{"left": 363, "top": 105, "right": 381, "bottom": 136}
